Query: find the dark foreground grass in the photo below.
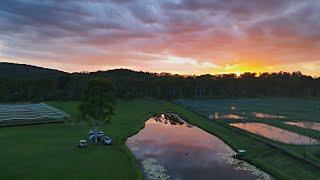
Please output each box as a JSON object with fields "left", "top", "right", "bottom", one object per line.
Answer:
{"left": 1, "top": 99, "right": 319, "bottom": 180}
{"left": 0, "top": 100, "right": 165, "bottom": 180}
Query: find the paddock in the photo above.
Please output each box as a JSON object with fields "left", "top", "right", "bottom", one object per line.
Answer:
{"left": 0, "top": 103, "right": 69, "bottom": 126}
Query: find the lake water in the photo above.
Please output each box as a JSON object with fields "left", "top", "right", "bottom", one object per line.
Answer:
{"left": 209, "top": 113, "right": 246, "bottom": 120}
{"left": 252, "top": 112, "right": 285, "bottom": 119}
{"left": 126, "top": 115, "right": 271, "bottom": 180}
{"left": 285, "top": 122, "right": 320, "bottom": 131}
{"left": 230, "top": 123, "right": 320, "bottom": 145}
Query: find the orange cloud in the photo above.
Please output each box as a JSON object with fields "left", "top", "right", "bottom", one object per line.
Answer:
{"left": 0, "top": 0, "right": 319, "bottom": 76}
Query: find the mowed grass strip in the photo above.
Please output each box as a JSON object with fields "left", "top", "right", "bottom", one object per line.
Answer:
{"left": 0, "top": 103, "right": 68, "bottom": 126}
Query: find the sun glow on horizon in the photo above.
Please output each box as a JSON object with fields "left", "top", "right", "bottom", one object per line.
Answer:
{"left": 0, "top": 0, "right": 319, "bottom": 76}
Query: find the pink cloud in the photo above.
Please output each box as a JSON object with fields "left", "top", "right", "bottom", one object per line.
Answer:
{"left": 0, "top": 0, "right": 319, "bottom": 75}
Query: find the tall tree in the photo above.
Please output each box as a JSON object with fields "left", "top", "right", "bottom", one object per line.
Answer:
{"left": 80, "top": 78, "right": 116, "bottom": 140}
{"left": 123, "top": 90, "right": 134, "bottom": 103}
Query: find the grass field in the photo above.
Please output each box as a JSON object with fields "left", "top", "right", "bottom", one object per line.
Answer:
{"left": 0, "top": 99, "right": 320, "bottom": 180}
{"left": 0, "top": 100, "right": 163, "bottom": 180}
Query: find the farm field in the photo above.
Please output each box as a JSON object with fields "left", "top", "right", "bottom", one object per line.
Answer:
{"left": 229, "top": 122, "right": 319, "bottom": 145}
{"left": 0, "top": 99, "right": 319, "bottom": 179}
{"left": 175, "top": 98, "right": 320, "bottom": 122}
{"left": 0, "top": 103, "right": 68, "bottom": 126}
{"left": 175, "top": 99, "right": 320, "bottom": 140}
{"left": 175, "top": 99, "right": 320, "bottom": 166}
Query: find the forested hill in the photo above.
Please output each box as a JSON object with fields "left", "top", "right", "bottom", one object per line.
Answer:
{"left": 88, "top": 69, "right": 156, "bottom": 79}
{"left": 0, "top": 62, "right": 67, "bottom": 79}
{"left": 0, "top": 62, "right": 320, "bottom": 102}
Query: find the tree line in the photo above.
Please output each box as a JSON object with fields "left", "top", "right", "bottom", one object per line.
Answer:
{"left": 0, "top": 64, "right": 320, "bottom": 102}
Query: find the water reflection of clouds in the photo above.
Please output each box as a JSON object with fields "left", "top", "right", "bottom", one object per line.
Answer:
{"left": 128, "top": 119, "right": 228, "bottom": 167}
{"left": 230, "top": 123, "right": 319, "bottom": 145}
{"left": 209, "top": 113, "right": 246, "bottom": 120}
{"left": 126, "top": 116, "right": 271, "bottom": 180}
{"left": 252, "top": 112, "right": 286, "bottom": 119}
{"left": 285, "top": 122, "right": 320, "bottom": 131}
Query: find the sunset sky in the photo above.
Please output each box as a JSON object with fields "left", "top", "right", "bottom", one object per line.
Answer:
{"left": 0, "top": 0, "right": 319, "bottom": 76}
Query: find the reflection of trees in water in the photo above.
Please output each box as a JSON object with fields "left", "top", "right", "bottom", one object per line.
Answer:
{"left": 154, "top": 113, "right": 184, "bottom": 126}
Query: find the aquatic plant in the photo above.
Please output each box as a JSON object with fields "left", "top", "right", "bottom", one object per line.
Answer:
{"left": 142, "top": 158, "right": 170, "bottom": 180}
{"left": 219, "top": 153, "right": 271, "bottom": 180}
{"left": 154, "top": 113, "right": 185, "bottom": 126}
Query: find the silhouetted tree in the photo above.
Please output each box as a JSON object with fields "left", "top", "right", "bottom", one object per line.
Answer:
{"left": 1, "top": 63, "right": 320, "bottom": 102}
{"left": 79, "top": 78, "right": 116, "bottom": 143}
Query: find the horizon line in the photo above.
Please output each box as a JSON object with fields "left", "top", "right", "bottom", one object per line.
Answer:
{"left": 1, "top": 61, "right": 319, "bottom": 78}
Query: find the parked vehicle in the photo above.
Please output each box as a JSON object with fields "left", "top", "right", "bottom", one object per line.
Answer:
{"left": 77, "top": 140, "right": 87, "bottom": 148}
{"left": 103, "top": 136, "right": 112, "bottom": 145}
{"left": 88, "top": 129, "right": 112, "bottom": 145}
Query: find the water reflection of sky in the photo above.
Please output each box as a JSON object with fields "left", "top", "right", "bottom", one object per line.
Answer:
{"left": 230, "top": 123, "right": 320, "bottom": 145}
{"left": 252, "top": 112, "right": 286, "bottom": 119}
{"left": 208, "top": 112, "right": 287, "bottom": 120}
{"left": 209, "top": 113, "right": 246, "bottom": 120}
{"left": 285, "top": 122, "right": 320, "bottom": 131}
{"left": 126, "top": 117, "right": 269, "bottom": 180}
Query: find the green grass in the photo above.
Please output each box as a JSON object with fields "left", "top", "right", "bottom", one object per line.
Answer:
{"left": 47, "top": 101, "right": 80, "bottom": 121}
{"left": 176, "top": 98, "right": 320, "bottom": 122}
{"left": 174, "top": 99, "right": 320, "bottom": 179}
{"left": 0, "top": 99, "right": 320, "bottom": 180}
{"left": 0, "top": 100, "right": 165, "bottom": 180}
{"left": 166, "top": 101, "right": 320, "bottom": 180}
{"left": 175, "top": 98, "right": 320, "bottom": 164}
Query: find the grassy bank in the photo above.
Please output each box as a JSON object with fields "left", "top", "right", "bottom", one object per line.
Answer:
{"left": 1, "top": 99, "right": 319, "bottom": 179}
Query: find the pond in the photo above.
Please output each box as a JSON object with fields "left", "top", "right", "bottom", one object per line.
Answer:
{"left": 126, "top": 114, "right": 271, "bottom": 180}
{"left": 252, "top": 112, "right": 285, "bottom": 119}
{"left": 285, "top": 122, "right": 320, "bottom": 131}
{"left": 230, "top": 123, "right": 320, "bottom": 145}
{"left": 209, "top": 113, "right": 246, "bottom": 120}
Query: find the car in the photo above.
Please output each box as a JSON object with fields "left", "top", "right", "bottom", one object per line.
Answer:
{"left": 77, "top": 140, "right": 87, "bottom": 148}
{"left": 102, "top": 136, "right": 112, "bottom": 145}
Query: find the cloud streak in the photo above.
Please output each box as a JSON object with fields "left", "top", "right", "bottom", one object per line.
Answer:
{"left": 0, "top": 0, "right": 319, "bottom": 75}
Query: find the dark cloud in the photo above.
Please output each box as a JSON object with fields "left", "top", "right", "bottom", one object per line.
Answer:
{"left": 0, "top": 0, "right": 319, "bottom": 74}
